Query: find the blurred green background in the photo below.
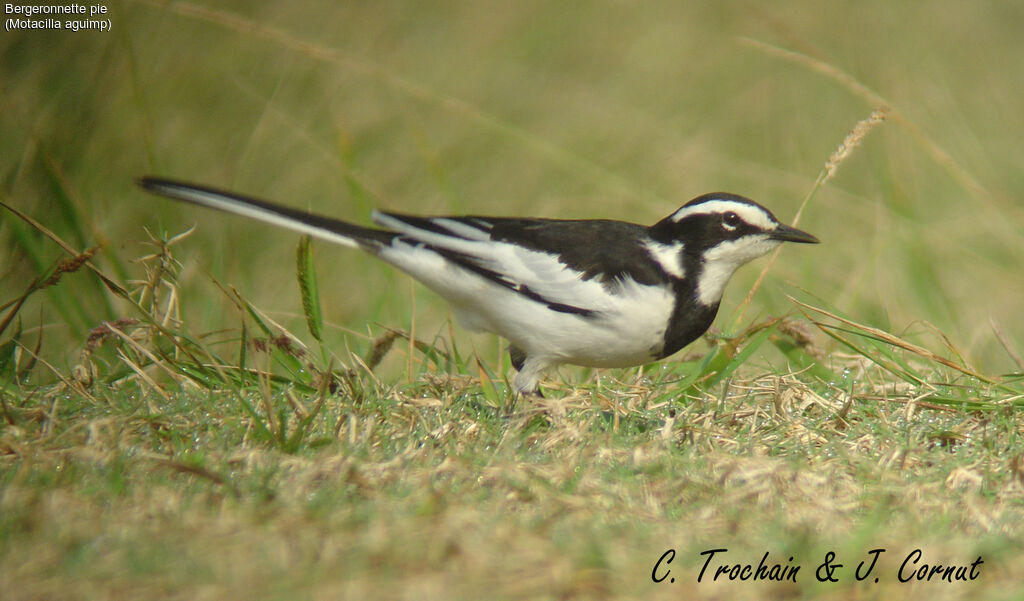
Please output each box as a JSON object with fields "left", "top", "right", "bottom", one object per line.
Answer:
{"left": 3, "top": 0, "right": 1023, "bottom": 377}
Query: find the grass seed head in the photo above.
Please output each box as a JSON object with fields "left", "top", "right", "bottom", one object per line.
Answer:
{"left": 823, "top": 106, "right": 890, "bottom": 182}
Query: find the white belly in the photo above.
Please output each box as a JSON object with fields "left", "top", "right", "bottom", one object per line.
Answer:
{"left": 379, "top": 240, "right": 676, "bottom": 369}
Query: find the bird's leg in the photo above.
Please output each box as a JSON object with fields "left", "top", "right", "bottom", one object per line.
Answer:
{"left": 512, "top": 355, "right": 547, "bottom": 399}
{"left": 508, "top": 345, "right": 526, "bottom": 371}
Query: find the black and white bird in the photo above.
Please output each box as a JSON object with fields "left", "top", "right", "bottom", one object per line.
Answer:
{"left": 137, "top": 177, "right": 818, "bottom": 395}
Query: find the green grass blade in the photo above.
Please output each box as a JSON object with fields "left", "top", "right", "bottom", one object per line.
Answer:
{"left": 770, "top": 334, "right": 837, "bottom": 384}
{"left": 672, "top": 321, "right": 779, "bottom": 401}
{"left": 296, "top": 236, "right": 323, "bottom": 342}
{"left": 0, "top": 321, "right": 21, "bottom": 380}
{"left": 701, "top": 321, "right": 777, "bottom": 390}
{"left": 237, "top": 320, "right": 249, "bottom": 388}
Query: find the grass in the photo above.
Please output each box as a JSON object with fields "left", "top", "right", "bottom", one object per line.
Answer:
{"left": 3, "top": 1, "right": 1024, "bottom": 599}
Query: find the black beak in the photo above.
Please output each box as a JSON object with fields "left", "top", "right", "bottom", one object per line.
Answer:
{"left": 770, "top": 223, "right": 819, "bottom": 244}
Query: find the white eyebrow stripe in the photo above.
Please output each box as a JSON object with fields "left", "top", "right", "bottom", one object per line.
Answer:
{"left": 670, "top": 200, "right": 777, "bottom": 230}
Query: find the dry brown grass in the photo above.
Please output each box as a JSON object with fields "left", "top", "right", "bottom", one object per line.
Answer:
{"left": 3, "top": 354, "right": 1022, "bottom": 600}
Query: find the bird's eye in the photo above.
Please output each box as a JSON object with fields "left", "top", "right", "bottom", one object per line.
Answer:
{"left": 722, "top": 212, "right": 741, "bottom": 230}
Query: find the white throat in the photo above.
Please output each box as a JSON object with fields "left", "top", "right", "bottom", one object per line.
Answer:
{"left": 695, "top": 258, "right": 740, "bottom": 306}
{"left": 696, "top": 237, "right": 781, "bottom": 306}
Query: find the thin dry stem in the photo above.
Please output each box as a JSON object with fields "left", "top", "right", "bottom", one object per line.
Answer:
{"left": 735, "top": 106, "right": 887, "bottom": 326}
{"left": 0, "top": 197, "right": 126, "bottom": 295}
{"left": 739, "top": 37, "right": 991, "bottom": 202}
{"left": 990, "top": 317, "right": 1024, "bottom": 371}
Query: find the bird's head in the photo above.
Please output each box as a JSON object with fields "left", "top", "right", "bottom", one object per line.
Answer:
{"left": 649, "top": 192, "right": 818, "bottom": 305}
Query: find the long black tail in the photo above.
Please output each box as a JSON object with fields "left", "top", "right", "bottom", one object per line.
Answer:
{"left": 136, "top": 177, "right": 395, "bottom": 249}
